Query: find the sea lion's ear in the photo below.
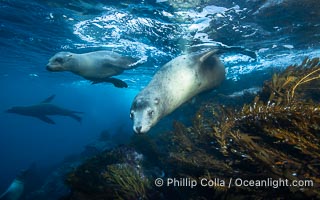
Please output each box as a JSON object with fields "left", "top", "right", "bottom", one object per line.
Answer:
{"left": 154, "top": 98, "right": 160, "bottom": 105}
{"left": 66, "top": 54, "right": 73, "bottom": 61}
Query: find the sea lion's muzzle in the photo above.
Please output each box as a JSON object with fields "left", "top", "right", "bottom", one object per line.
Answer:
{"left": 134, "top": 126, "right": 142, "bottom": 134}
{"left": 46, "top": 65, "right": 54, "bottom": 71}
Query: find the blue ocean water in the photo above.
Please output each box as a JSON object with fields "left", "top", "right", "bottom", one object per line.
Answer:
{"left": 0, "top": 0, "right": 319, "bottom": 198}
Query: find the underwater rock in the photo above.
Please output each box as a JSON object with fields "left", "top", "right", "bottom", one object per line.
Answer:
{"left": 23, "top": 130, "right": 119, "bottom": 200}
{"left": 65, "top": 146, "right": 157, "bottom": 200}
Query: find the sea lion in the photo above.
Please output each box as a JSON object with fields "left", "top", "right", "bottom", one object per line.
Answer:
{"left": 130, "top": 46, "right": 256, "bottom": 134}
{"left": 0, "top": 179, "right": 23, "bottom": 200}
{"left": 46, "top": 51, "right": 146, "bottom": 88}
{"left": 0, "top": 164, "right": 35, "bottom": 200}
{"left": 6, "top": 95, "right": 83, "bottom": 124}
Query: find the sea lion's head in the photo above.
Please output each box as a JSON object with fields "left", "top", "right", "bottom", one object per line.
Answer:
{"left": 130, "top": 97, "right": 161, "bottom": 134}
{"left": 5, "top": 106, "right": 26, "bottom": 115}
{"left": 46, "top": 52, "right": 74, "bottom": 72}
{"left": 6, "top": 106, "right": 19, "bottom": 113}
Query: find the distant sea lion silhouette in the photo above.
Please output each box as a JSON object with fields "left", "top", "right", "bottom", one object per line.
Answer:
{"left": 130, "top": 46, "right": 256, "bottom": 134}
{"left": 6, "top": 95, "right": 83, "bottom": 124}
{"left": 46, "top": 50, "right": 146, "bottom": 88}
{"left": 0, "top": 163, "right": 35, "bottom": 200}
{"left": 0, "top": 178, "right": 23, "bottom": 200}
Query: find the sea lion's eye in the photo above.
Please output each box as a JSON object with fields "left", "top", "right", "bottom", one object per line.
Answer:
{"left": 55, "top": 57, "right": 63, "bottom": 63}
{"left": 148, "top": 110, "right": 154, "bottom": 117}
{"left": 130, "top": 112, "right": 134, "bottom": 119}
{"left": 154, "top": 98, "right": 160, "bottom": 105}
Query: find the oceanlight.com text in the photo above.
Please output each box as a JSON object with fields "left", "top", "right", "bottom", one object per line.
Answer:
{"left": 154, "top": 177, "right": 314, "bottom": 189}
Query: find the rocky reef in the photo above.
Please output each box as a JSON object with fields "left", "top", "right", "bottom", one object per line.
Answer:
{"left": 65, "top": 58, "right": 320, "bottom": 199}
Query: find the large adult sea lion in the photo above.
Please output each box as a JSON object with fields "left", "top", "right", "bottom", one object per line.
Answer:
{"left": 46, "top": 51, "right": 146, "bottom": 88}
{"left": 130, "top": 46, "right": 256, "bottom": 134}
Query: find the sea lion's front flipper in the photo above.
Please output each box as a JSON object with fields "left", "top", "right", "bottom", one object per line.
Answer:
{"left": 91, "top": 78, "right": 128, "bottom": 88}
{"left": 37, "top": 115, "right": 55, "bottom": 124}
{"left": 69, "top": 114, "right": 82, "bottom": 123}
{"left": 107, "top": 78, "right": 128, "bottom": 88}
{"left": 41, "top": 95, "right": 56, "bottom": 103}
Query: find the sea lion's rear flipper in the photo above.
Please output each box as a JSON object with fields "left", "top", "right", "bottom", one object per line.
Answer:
{"left": 112, "top": 56, "right": 147, "bottom": 70}
{"left": 199, "top": 50, "right": 219, "bottom": 63}
{"left": 91, "top": 78, "right": 128, "bottom": 88}
{"left": 69, "top": 114, "right": 82, "bottom": 123}
{"left": 37, "top": 115, "right": 55, "bottom": 124}
{"left": 41, "top": 95, "right": 56, "bottom": 103}
{"left": 125, "top": 56, "right": 148, "bottom": 69}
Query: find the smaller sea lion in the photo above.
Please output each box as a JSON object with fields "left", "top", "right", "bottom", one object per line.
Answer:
{"left": 6, "top": 95, "right": 83, "bottom": 124}
{"left": 46, "top": 51, "right": 146, "bottom": 88}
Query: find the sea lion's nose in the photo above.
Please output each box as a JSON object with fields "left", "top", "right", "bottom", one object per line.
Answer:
{"left": 46, "top": 65, "right": 52, "bottom": 71}
{"left": 135, "top": 126, "right": 142, "bottom": 133}
{"left": 5, "top": 108, "right": 13, "bottom": 113}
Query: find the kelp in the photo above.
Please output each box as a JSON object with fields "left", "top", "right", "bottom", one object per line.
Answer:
{"left": 186, "top": 58, "right": 319, "bottom": 196}
{"left": 101, "top": 164, "right": 150, "bottom": 200}
{"left": 262, "top": 57, "right": 320, "bottom": 104}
